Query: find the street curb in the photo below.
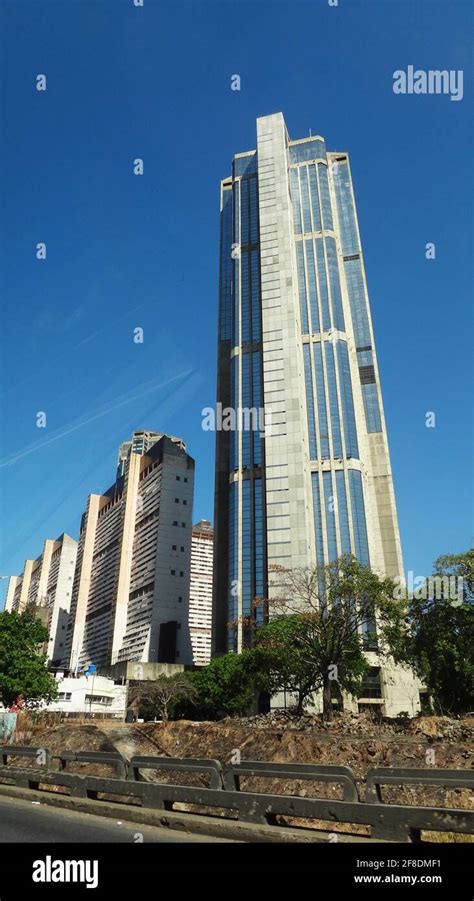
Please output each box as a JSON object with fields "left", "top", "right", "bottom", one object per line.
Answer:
{"left": 0, "top": 783, "right": 377, "bottom": 843}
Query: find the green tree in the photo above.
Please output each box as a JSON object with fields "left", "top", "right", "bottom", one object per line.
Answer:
{"left": 249, "top": 615, "right": 368, "bottom": 717}
{"left": 248, "top": 556, "right": 409, "bottom": 721}
{"left": 400, "top": 549, "right": 474, "bottom": 714}
{"left": 186, "top": 653, "right": 255, "bottom": 720}
{"left": 0, "top": 610, "right": 58, "bottom": 708}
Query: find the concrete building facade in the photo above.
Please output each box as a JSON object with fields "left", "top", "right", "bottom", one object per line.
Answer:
{"left": 63, "top": 434, "right": 195, "bottom": 672}
{"left": 213, "top": 112, "right": 419, "bottom": 716}
{"left": 5, "top": 534, "right": 78, "bottom": 666}
{"left": 189, "top": 520, "right": 213, "bottom": 666}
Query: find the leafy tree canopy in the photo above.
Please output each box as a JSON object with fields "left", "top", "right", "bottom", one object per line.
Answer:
{"left": 0, "top": 610, "right": 58, "bottom": 708}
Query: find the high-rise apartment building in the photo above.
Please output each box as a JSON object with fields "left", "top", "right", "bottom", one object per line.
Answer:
{"left": 63, "top": 433, "right": 195, "bottom": 671}
{"left": 5, "top": 534, "right": 78, "bottom": 665}
{"left": 213, "top": 112, "right": 419, "bottom": 716}
{"left": 116, "top": 430, "right": 186, "bottom": 478}
{"left": 189, "top": 520, "right": 213, "bottom": 666}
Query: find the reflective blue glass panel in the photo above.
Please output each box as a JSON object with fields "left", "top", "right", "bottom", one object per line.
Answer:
{"left": 289, "top": 168, "right": 302, "bottom": 235}
{"left": 325, "top": 237, "right": 345, "bottom": 332}
{"left": 325, "top": 343, "right": 342, "bottom": 458}
{"left": 314, "top": 343, "right": 329, "bottom": 459}
{"left": 219, "top": 188, "right": 233, "bottom": 341}
{"left": 305, "top": 239, "right": 319, "bottom": 333}
{"left": 311, "top": 473, "right": 325, "bottom": 565}
{"left": 303, "top": 344, "right": 317, "bottom": 459}
{"left": 233, "top": 153, "right": 257, "bottom": 177}
{"left": 323, "top": 471, "right": 338, "bottom": 562}
{"left": 242, "top": 480, "right": 252, "bottom": 614}
{"left": 362, "top": 383, "right": 382, "bottom": 433}
{"left": 308, "top": 165, "right": 321, "bottom": 231}
{"left": 336, "top": 470, "right": 351, "bottom": 556}
{"left": 318, "top": 163, "right": 333, "bottom": 231}
{"left": 348, "top": 470, "right": 370, "bottom": 567}
{"left": 251, "top": 249, "right": 261, "bottom": 341}
{"left": 296, "top": 241, "right": 309, "bottom": 334}
{"left": 315, "top": 237, "right": 330, "bottom": 331}
{"left": 300, "top": 167, "right": 312, "bottom": 234}
{"left": 241, "top": 352, "right": 251, "bottom": 468}
{"left": 343, "top": 258, "right": 371, "bottom": 348}
{"left": 288, "top": 139, "right": 326, "bottom": 163}
{"left": 332, "top": 160, "right": 359, "bottom": 255}
{"left": 337, "top": 342, "right": 359, "bottom": 458}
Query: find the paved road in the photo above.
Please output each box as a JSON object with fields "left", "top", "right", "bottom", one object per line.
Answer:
{"left": 0, "top": 795, "right": 233, "bottom": 842}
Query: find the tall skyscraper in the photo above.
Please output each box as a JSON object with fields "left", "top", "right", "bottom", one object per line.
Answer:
{"left": 213, "top": 112, "right": 418, "bottom": 715}
{"left": 189, "top": 520, "right": 213, "bottom": 666}
{"left": 63, "top": 433, "right": 195, "bottom": 671}
{"left": 5, "top": 534, "right": 78, "bottom": 665}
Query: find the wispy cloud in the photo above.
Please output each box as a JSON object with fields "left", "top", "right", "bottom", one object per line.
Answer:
{"left": 0, "top": 369, "right": 195, "bottom": 469}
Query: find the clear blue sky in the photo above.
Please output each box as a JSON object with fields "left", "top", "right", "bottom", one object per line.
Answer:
{"left": 0, "top": 0, "right": 472, "bottom": 608}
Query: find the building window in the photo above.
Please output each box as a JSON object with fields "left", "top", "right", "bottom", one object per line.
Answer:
{"left": 180, "top": 546, "right": 184, "bottom": 552}
{"left": 178, "top": 596, "right": 183, "bottom": 602}
{"left": 171, "top": 569, "right": 176, "bottom": 576}
{"left": 182, "top": 522, "right": 185, "bottom": 527}
{"left": 361, "top": 667, "right": 382, "bottom": 698}
{"left": 179, "top": 571, "right": 184, "bottom": 577}
{"left": 175, "top": 498, "right": 179, "bottom": 503}
{"left": 184, "top": 477, "right": 188, "bottom": 483}
{"left": 172, "top": 545, "right": 177, "bottom": 550}
{"left": 173, "top": 521, "right": 178, "bottom": 526}
{"left": 183, "top": 500, "right": 187, "bottom": 505}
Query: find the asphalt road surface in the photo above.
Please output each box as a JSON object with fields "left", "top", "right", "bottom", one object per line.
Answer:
{"left": 0, "top": 795, "right": 233, "bottom": 842}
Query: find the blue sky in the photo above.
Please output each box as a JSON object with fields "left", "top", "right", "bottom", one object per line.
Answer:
{"left": 0, "top": 0, "right": 472, "bottom": 607}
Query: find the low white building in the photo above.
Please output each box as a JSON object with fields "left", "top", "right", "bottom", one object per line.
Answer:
{"left": 45, "top": 672, "right": 127, "bottom": 719}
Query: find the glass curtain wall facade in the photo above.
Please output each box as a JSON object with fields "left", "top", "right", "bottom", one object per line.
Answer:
{"left": 213, "top": 113, "right": 404, "bottom": 660}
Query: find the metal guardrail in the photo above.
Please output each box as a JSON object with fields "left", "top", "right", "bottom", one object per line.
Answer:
{"left": 224, "top": 761, "right": 359, "bottom": 801}
{"left": 365, "top": 767, "right": 474, "bottom": 802}
{"left": 0, "top": 746, "right": 52, "bottom": 768}
{"left": 127, "top": 756, "right": 224, "bottom": 789}
{"left": 0, "top": 748, "right": 472, "bottom": 841}
{"left": 59, "top": 751, "right": 127, "bottom": 780}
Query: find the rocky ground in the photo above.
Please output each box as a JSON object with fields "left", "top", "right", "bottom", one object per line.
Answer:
{"left": 5, "top": 713, "right": 473, "bottom": 837}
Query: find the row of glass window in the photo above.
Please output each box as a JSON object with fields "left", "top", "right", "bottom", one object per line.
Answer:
{"left": 240, "top": 249, "right": 261, "bottom": 344}
{"left": 233, "top": 153, "right": 257, "bottom": 177}
{"left": 361, "top": 383, "right": 383, "bottom": 433}
{"left": 312, "top": 469, "right": 370, "bottom": 567}
{"left": 288, "top": 139, "right": 326, "bottom": 164}
{"left": 219, "top": 187, "right": 233, "bottom": 342}
{"left": 331, "top": 160, "right": 359, "bottom": 256}
{"left": 227, "top": 477, "right": 265, "bottom": 641}
{"left": 303, "top": 340, "right": 359, "bottom": 461}
{"left": 230, "top": 351, "right": 264, "bottom": 471}
{"left": 343, "top": 257, "right": 371, "bottom": 348}
{"left": 290, "top": 162, "right": 333, "bottom": 236}
{"left": 296, "top": 236, "right": 344, "bottom": 335}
